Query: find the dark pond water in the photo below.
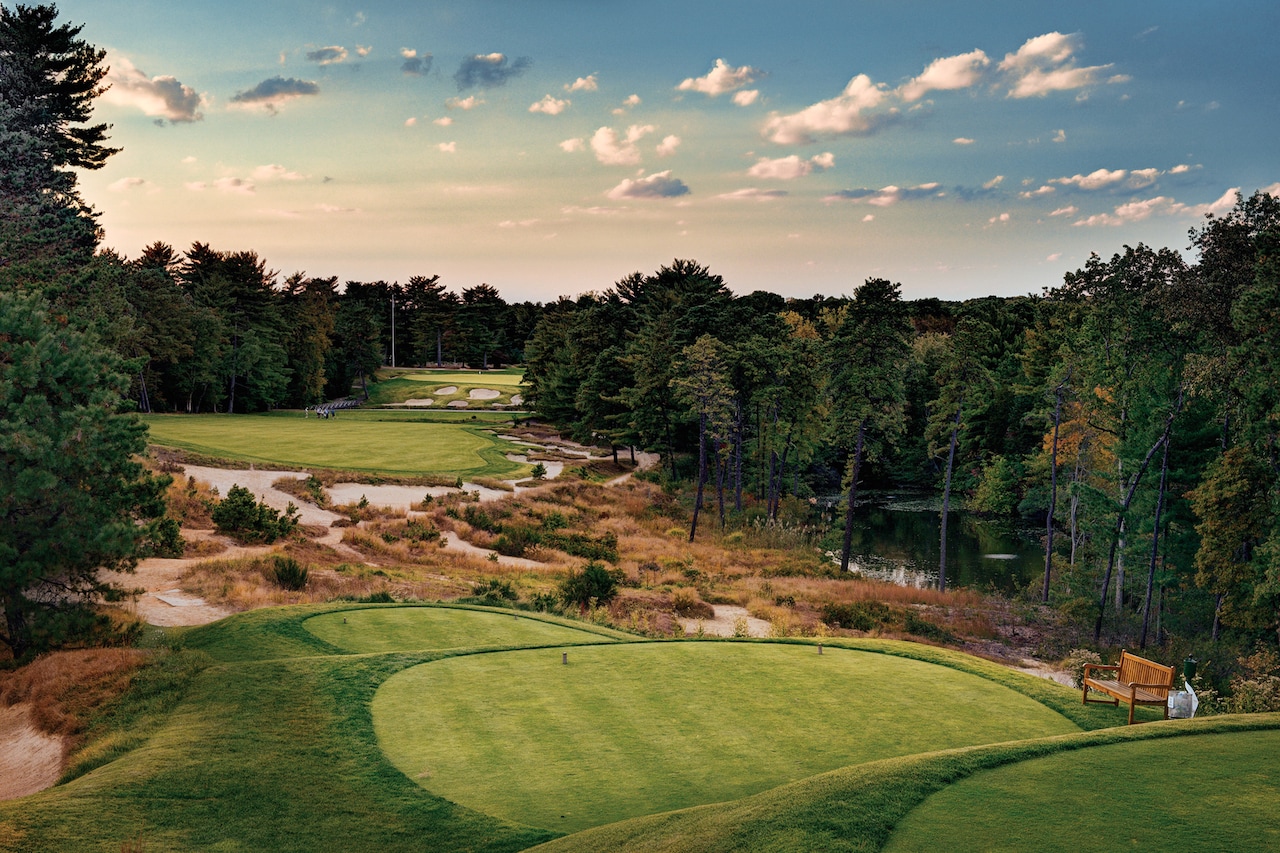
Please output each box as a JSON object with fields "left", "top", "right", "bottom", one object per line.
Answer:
{"left": 822, "top": 492, "right": 1045, "bottom": 593}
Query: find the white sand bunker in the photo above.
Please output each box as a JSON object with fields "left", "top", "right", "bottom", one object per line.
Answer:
{"left": 402, "top": 398, "right": 435, "bottom": 407}
{"left": 447, "top": 400, "right": 469, "bottom": 408}
{"left": 0, "top": 704, "right": 64, "bottom": 801}
{"left": 433, "top": 386, "right": 458, "bottom": 396}
{"left": 510, "top": 394, "right": 523, "bottom": 406}
{"left": 469, "top": 388, "right": 501, "bottom": 400}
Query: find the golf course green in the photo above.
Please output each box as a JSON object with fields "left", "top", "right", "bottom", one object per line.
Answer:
{"left": 373, "top": 641, "right": 1080, "bottom": 831}
{"left": 143, "top": 411, "right": 525, "bottom": 476}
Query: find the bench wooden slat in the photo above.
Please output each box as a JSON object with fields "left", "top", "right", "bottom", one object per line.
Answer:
{"left": 1082, "top": 650, "right": 1174, "bottom": 724}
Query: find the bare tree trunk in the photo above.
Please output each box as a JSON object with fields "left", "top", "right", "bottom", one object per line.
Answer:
{"left": 1043, "top": 380, "right": 1065, "bottom": 602}
{"left": 839, "top": 422, "right": 866, "bottom": 574}
{"left": 716, "top": 441, "right": 727, "bottom": 529}
{"left": 1140, "top": 435, "right": 1171, "bottom": 649}
{"left": 939, "top": 403, "right": 962, "bottom": 592}
{"left": 734, "top": 404, "right": 744, "bottom": 512}
{"left": 689, "top": 413, "right": 708, "bottom": 542}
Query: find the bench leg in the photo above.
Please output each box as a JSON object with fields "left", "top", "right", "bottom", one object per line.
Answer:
{"left": 1128, "top": 701, "right": 1136, "bottom": 725}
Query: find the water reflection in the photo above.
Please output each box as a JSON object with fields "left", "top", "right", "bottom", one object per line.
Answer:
{"left": 823, "top": 493, "right": 1043, "bottom": 593}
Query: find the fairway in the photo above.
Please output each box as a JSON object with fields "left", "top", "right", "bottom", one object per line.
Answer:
{"left": 304, "top": 607, "right": 610, "bottom": 653}
{"left": 143, "top": 413, "right": 525, "bottom": 476}
{"left": 373, "top": 642, "right": 1079, "bottom": 832}
{"left": 884, "top": 729, "right": 1280, "bottom": 852}
{"left": 396, "top": 370, "right": 525, "bottom": 387}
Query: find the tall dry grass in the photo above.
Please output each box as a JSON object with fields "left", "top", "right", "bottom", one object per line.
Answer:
{"left": 0, "top": 648, "right": 148, "bottom": 739}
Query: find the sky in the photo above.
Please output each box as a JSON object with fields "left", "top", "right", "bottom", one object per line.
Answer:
{"left": 57, "top": 0, "right": 1280, "bottom": 302}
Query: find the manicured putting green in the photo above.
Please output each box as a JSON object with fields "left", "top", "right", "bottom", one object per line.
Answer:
{"left": 399, "top": 370, "right": 525, "bottom": 387}
{"left": 884, "top": 729, "right": 1280, "bottom": 852}
{"left": 304, "top": 607, "right": 609, "bottom": 654}
{"left": 373, "top": 643, "right": 1079, "bottom": 832}
{"left": 143, "top": 413, "right": 521, "bottom": 476}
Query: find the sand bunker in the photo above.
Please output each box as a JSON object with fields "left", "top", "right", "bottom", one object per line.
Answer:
{"left": 0, "top": 704, "right": 64, "bottom": 801}
{"left": 510, "top": 394, "right": 523, "bottom": 406}
{"left": 468, "top": 388, "right": 501, "bottom": 400}
{"left": 446, "top": 400, "right": 469, "bottom": 408}
{"left": 677, "top": 605, "right": 771, "bottom": 639}
{"left": 402, "top": 398, "right": 435, "bottom": 407}
{"left": 433, "top": 386, "right": 458, "bottom": 395}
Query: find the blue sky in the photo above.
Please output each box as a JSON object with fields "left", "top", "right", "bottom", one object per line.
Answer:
{"left": 61, "top": 0, "right": 1279, "bottom": 301}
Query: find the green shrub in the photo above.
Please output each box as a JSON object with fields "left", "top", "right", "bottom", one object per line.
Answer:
{"left": 902, "top": 610, "right": 956, "bottom": 642}
{"left": 969, "top": 454, "right": 1022, "bottom": 516}
{"left": 531, "top": 462, "right": 547, "bottom": 480}
{"left": 402, "top": 519, "right": 439, "bottom": 542}
{"left": 467, "top": 578, "right": 519, "bottom": 606}
{"left": 543, "top": 531, "right": 618, "bottom": 562}
{"left": 271, "top": 556, "right": 309, "bottom": 591}
{"left": 494, "top": 525, "right": 541, "bottom": 557}
{"left": 559, "top": 561, "right": 623, "bottom": 610}
{"left": 1062, "top": 648, "right": 1103, "bottom": 688}
{"left": 211, "top": 484, "right": 299, "bottom": 543}
{"left": 821, "top": 600, "right": 891, "bottom": 631}
{"left": 462, "top": 504, "right": 501, "bottom": 533}
{"left": 146, "top": 516, "right": 185, "bottom": 558}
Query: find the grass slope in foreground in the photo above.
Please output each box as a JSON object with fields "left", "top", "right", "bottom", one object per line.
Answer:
{"left": 143, "top": 411, "right": 524, "bottom": 477}
{"left": 373, "top": 642, "right": 1079, "bottom": 833}
{"left": 884, "top": 727, "right": 1280, "bottom": 852}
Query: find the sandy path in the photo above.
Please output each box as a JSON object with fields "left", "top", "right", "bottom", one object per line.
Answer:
{"left": 182, "top": 465, "right": 343, "bottom": 527}
{"left": 677, "top": 605, "right": 771, "bottom": 638}
{"left": 0, "top": 704, "right": 64, "bottom": 801}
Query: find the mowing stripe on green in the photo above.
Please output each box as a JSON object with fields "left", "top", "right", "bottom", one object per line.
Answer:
{"left": 883, "top": 728, "right": 1280, "bottom": 852}
{"left": 373, "top": 642, "right": 1080, "bottom": 832}
{"left": 304, "top": 607, "right": 612, "bottom": 654}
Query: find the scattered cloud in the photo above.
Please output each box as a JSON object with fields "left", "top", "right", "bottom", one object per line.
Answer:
{"left": 306, "top": 45, "right": 348, "bottom": 65}
{"left": 953, "top": 137, "right": 975, "bottom": 145}
{"left": 747, "top": 152, "right": 834, "bottom": 180}
{"left": 103, "top": 54, "right": 204, "bottom": 123}
{"left": 1020, "top": 185, "right": 1055, "bottom": 198}
{"left": 1073, "top": 188, "right": 1238, "bottom": 227}
{"left": 566, "top": 75, "right": 598, "bottom": 92}
{"left": 252, "top": 164, "right": 306, "bottom": 181}
{"left": 762, "top": 74, "right": 892, "bottom": 144}
{"left": 230, "top": 76, "right": 320, "bottom": 114}
{"left": 404, "top": 116, "right": 417, "bottom": 127}
{"left": 862, "top": 214, "right": 875, "bottom": 222}
{"left": 988, "top": 212, "right": 1011, "bottom": 224}
{"left": 355, "top": 45, "right": 371, "bottom": 57}
{"left": 983, "top": 175, "right": 1004, "bottom": 189}
{"left": 498, "top": 218, "right": 540, "bottom": 228}
{"left": 529, "top": 94, "right": 570, "bottom": 115}
{"left": 733, "top": 89, "right": 759, "bottom": 107}
{"left": 825, "top": 182, "right": 943, "bottom": 205}
{"left": 453, "top": 52, "right": 531, "bottom": 91}
{"left": 899, "top": 49, "right": 990, "bottom": 101}
{"left": 438, "top": 141, "right": 457, "bottom": 153}
{"left": 677, "top": 58, "right": 759, "bottom": 96}
{"left": 1052, "top": 129, "right": 1067, "bottom": 143}
{"left": 715, "top": 188, "right": 787, "bottom": 202}
{"left": 400, "top": 49, "right": 433, "bottom": 76}
{"left": 559, "top": 138, "right": 585, "bottom": 153}
{"left": 656, "top": 135, "right": 681, "bottom": 157}
{"left": 213, "top": 177, "right": 255, "bottom": 194}
{"left": 434, "top": 116, "right": 453, "bottom": 126}
{"left": 1047, "top": 252, "right": 1063, "bottom": 262}
{"left": 1049, "top": 205, "right": 1078, "bottom": 216}
{"left": 1052, "top": 168, "right": 1127, "bottom": 190}
{"left": 606, "top": 170, "right": 690, "bottom": 200}
{"left": 317, "top": 203, "right": 361, "bottom": 214}
{"left": 998, "top": 32, "right": 1115, "bottom": 98}
{"left": 590, "top": 124, "right": 655, "bottom": 166}
{"left": 445, "top": 95, "right": 482, "bottom": 110}
{"left": 612, "top": 93, "right": 641, "bottom": 115}
{"left": 107, "top": 176, "right": 155, "bottom": 192}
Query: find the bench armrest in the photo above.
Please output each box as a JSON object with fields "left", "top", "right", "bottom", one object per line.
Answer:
{"left": 1083, "top": 664, "right": 1118, "bottom": 677}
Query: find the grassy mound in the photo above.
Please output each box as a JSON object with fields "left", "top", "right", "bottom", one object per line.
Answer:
{"left": 374, "top": 642, "right": 1079, "bottom": 832}
{"left": 303, "top": 607, "right": 608, "bottom": 654}
{"left": 143, "top": 411, "right": 525, "bottom": 477}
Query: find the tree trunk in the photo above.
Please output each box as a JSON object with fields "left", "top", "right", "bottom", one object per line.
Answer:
{"left": 939, "top": 403, "right": 962, "bottom": 593}
{"left": 715, "top": 441, "right": 726, "bottom": 529}
{"left": 734, "top": 404, "right": 745, "bottom": 512}
{"left": 839, "top": 421, "right": 867, "bottom": 573}
{"left": 767, "top": 450, "right": 778, "bottom": 521}
{"left": 436, "top": 327, "right": 443, "bottom": 367}
{"left": 1043, "top": 383, "right": 1064, "bottom": 602}
{"left": 688, "top": 412, "right": 708, "bottom": 542}
{"left": 1140, "top": 435, "right": 1172, "bottom": 648}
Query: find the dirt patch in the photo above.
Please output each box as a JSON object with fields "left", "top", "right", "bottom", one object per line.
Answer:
{"left": 678, "top": 605, "right": 771, "bottom": 638}
{"left": 0, "top": 704, "right": 64, "bottom": 801}
{"left": 182, "top": 465, "right": 343, "bottom": 527}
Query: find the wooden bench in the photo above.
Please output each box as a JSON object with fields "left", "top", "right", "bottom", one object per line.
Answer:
{"left": 1082, "top": 650, "right": 1175, "bottom": 724}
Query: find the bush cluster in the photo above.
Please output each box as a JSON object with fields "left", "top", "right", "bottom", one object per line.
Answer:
{"left": 270, "top": 556, "right": 309, "bottom": 591}
{"left": 559, "top": 561, "right": 623, "bottom": 609}
{"left": 211, "top": 485, "right": 299, "bottom": 543}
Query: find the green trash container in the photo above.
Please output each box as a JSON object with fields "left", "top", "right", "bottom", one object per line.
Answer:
{"left": 1183, "top": 655, "right": 1197, "bottom": 684}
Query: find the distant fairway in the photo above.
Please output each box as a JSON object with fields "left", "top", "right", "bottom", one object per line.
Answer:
{"left": 373, "top": 642, "right": 1079, "bottom": 832}
{"left": 395, "top": 369, "right": 525, "bottom": 387}
{"left": 304, "top": 607, "right": 607, "bottom": 654}
{"left": 143, "top": 412, "right": 525, "bottom": 476}
{"left": 884, "top": 729, "right": 1280, "bottom": 852}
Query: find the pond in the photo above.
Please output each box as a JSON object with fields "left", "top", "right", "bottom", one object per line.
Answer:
{"left": 822, "top": 492, "right": 1045, "bottom": 593}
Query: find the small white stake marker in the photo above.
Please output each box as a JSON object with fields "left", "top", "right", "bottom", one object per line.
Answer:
{"left": 562, "top": 652, "right": 568, "bottom": 665}
{"left": 818, "top": 643, "right": 823, "bottom": 655}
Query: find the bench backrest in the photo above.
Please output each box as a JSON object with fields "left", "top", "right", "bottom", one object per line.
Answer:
{"left": 1117, "top": 651, "right": 1174, "bottom": 697}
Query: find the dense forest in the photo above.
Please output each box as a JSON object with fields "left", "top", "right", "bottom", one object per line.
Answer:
{"left": 3, "top": 3, "right": 1280, "bottom": 679}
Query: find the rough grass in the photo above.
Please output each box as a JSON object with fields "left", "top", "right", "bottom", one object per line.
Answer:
{"left": 374, "top": 642, "right": 1080, "bottom": 833}
{"left": 0, "top": 648, "right": 148, "bottom": 739}
{"left": 143, "top": 412, "right": 526, "bottom": 477}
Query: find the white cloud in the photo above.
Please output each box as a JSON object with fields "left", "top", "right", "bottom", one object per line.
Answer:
{"left": 498, "top": 218, "right": 540, "bottom": 228}
{"left": 252, "top": 164, "right": 306, "bottom": 181}
{"left": 181, "top": 156, "right": 197, "bottom": 164}
{"left": 1053, "top": 168, "right": 1128, "bottom": 190}
{"left": 715, "top": 188, "right": 787, "bottom": 202}
{"left": 108, "top": 177, "right": 155, "bottom": 192}
{"left": 613, "top": 93, "right": 641, "bottom": 115}
{"left": 1073, "top": 188, "right": 1238, "bottom": 227}
{"left": 356, "top": 45, "right": 371, "bottom": 57}
{"left": 445, "top": 95, "right": 482, "bottom": 110}
{"left": 566, "top": 75, "right": 598, "bottom": 92}
{"left": 899, "top": 49, "right": 990, "bottom": 101}
{"left": 1047, "top": 252, "right": 1062, "bottom": 262}
{"left": 747, "top": 152, "right": 834, "bottom": 180}
{"left": 317, "top": 203, "right": 361, "bottom": 214}
{"left": 953, "top": 137, "right": 975, "bottom": 145}
{"left": 229, "top": 76, "right": 320, "bottom": 114}
{"left": 1019, "top": 185, "right": 1056, "bottom": 198}
{"left": 1049, "top": 205, "right": 1078, "bottom": 216}
{"left": 732, "top": 89, "right": 759, "bottom": 107}
{"left": 606, "top": 170, "right": 690, "bottom": 199}
{"left": 1127, "top": 168, "right": 1160, "bottom": 188}
{"left": 213, "top": 177, "right": 255, "bottom": 194}
{"left": 983, "top": 175, "right": 1004, "bottom": 189}
{"left": 434, "top": 116, "right": 453, "bottom": 126}
{"left": 1052, "top": 128, "right": 1067, "bottom": 143}
{"left": 1170, "top": 163, "right": 1194, "bottom": 174}
{"left": 559, "top": 138, "right": 585, "bottom": 153}
{"left": 438, "top": 141, "right": 457, "bottom": 153}
{"left": 103, "top": 53, "right": 204, "bottom": 123}
{"left": 998, "top": 32, "right": 1115, "bottom": 98}
{"left": 590, "top": 124, "right": 655, "bottom": 166}
{"left": 677, "top": 58, "right": 759, "bottom": 96}
{"left": 529, "top": 95, "right": 570, "bottom": 115}
{"left": 404, "top": 117, "right": 417, "bottom": 127}
{"left": 306, "top": 45, "right": 348, "bottom": 65}
{"left": 1261, "top": 182, "right": 1280, "bottom": 198}
{"left": 762, "top": 74, "right": 890, "bottom": 144}
{"left": 656, "top": 135, "right": 681, "bottom": 157}
{"left": 825, "top": 182, "right": 943, "bottom": 205}
{"left": 988, "top": 212, "right": 1011, "bottom": 224}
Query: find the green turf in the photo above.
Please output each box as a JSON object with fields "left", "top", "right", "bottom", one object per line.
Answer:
{"left": 372, "top": 642, "right": 1080, "bottom": 832}
{"left": 304, "top": 607, "right": 610, "bottom": 654}
{"left": 143, "top": 412, "right": 525, "bottom": 476}
{"left": 394, "top": 369, "right": 525, "bottom": 387}
{"left": 883, "top": 728, "right": 1280, "bottom": 852}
